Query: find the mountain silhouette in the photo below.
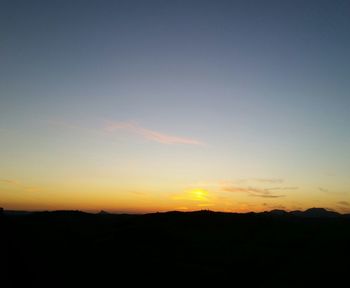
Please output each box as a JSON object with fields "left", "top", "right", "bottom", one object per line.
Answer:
{"left": 289, "top": 207, "right": 340, "bottom": 218}
{"left": 2, "top": 207, "right": 347, "bottom": 217}
{"left": 1, "top": 206, "right": 350, "bottom": 287}
{"left": 303, "top": 207, "right": 340, "bottom": 217}
{"left": 97, "top": 210, "right": 109, "bottom": 215}
{"left": 266, "top": 209, "right": 289, "bottom": 216}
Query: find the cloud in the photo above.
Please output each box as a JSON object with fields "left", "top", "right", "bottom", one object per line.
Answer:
{"left": 319, "top": 187, "right": 329, "bottom": 193}
{"left": 223, "top": 186, "right": 263, "bottom": 194}
{"left": 254, "top": 178, "right": 284, "bottom": 184}
{"left": 105, "top": 121, "right": 204, "bottom": 145}
{"left": 266, "top": 187, "right": 298, "bottom": 191}
{"left": 250, "top": 194, "right": 285, "bottom": 198}
{"left": 338, "top": 201, "right": 350, "bottom": 207}
{"left": 223, "top": 186, "right": 285, "bottom": 198}
{"left": 188, "top": 179, "right": 294, "bottom": 199}
{"left": 0, "top": 179, "right": 19, "bottom": 185}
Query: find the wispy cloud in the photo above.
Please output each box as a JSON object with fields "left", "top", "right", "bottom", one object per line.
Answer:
{"left": 228, "top": 178, "right": 284, "bottom": 185}
{"left": 0, "top": 179, "right": 19, "bottom": 185}
{"left": 338, "top": 201, "right": 350, "bottom": 207}
{"left": 223, "top": 186, "right": 285, "bottom": 198}
{"left": 319, "top": 187, "right": 329, "bottom": 193}
{"left": 254, "top": 178, "right": 284, "bottom": 184}
{"left": 187, "top": 179, "right": 295, "bottom": 199}
{"left": 337, "top": 201, "right": 350, "bottom": 213}
{"left": 266, "top": 187, "right": 298, "bottom": 191}
{"left": 250, "top": 194, "right": 285, "bottom": 198}
{"left": 105, "top": 121, "right": 204, "bottom": 145}
{"left": 223, "top": 186, "right": 263, "bottom": 194}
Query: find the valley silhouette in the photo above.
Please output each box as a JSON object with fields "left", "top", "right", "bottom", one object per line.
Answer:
{"left": 2, "top": 207, "right": 350, "bottom": 287}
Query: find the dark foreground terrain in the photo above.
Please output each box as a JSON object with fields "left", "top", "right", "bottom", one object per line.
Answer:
{"left": 2, "top": 208, "right": 350, "bottom": 287}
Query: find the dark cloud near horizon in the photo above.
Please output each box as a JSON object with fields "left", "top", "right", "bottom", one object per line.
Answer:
{"left": 337, "top": 201, "right": 350, "bottom": 206}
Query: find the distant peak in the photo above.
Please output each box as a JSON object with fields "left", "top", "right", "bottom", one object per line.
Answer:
{"left": 305, "top": 207, "right": 329, "bottom": 213}
{"left": 98, "top": 210, "right": 109, "bottom": 214}
{"left": 268, "top": 209, "right": 288, "bottom": 215}
{"left": 303, "top": 207, "right": 339, "bottom": 217}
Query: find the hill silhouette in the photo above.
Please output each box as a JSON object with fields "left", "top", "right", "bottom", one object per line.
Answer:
{"left": 1, "top": 208, "right": 350, "bottom": 287}
{"left": 3, "top": 207, "right": 349, "bottom": 218}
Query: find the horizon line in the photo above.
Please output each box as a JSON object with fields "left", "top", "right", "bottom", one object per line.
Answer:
{"left": 2, "top": 207, "right": 349, "bottom": 215}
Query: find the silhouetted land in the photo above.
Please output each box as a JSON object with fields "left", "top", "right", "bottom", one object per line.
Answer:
{"left": 2, "top": 208, "right": 350, "bottom": 287}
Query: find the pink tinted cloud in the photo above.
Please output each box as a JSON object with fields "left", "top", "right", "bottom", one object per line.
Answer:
{"left": 105, "top": 121, "right": 204, "bottom": 145}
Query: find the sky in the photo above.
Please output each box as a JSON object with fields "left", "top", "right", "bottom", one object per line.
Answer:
{"left": 1, "top": 0, "right": 350, "bottom": 213}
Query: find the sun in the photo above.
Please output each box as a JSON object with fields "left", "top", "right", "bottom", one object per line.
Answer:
{"left": 190, "top": 188, "right": 209, "bottom": 201}
{"left": 172, "top": 188, "right": 211, "bottom": 203}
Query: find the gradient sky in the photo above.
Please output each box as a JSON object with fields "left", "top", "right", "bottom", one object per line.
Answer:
{"left": 1, "top": 0, "right": 350, "bottom": 213}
